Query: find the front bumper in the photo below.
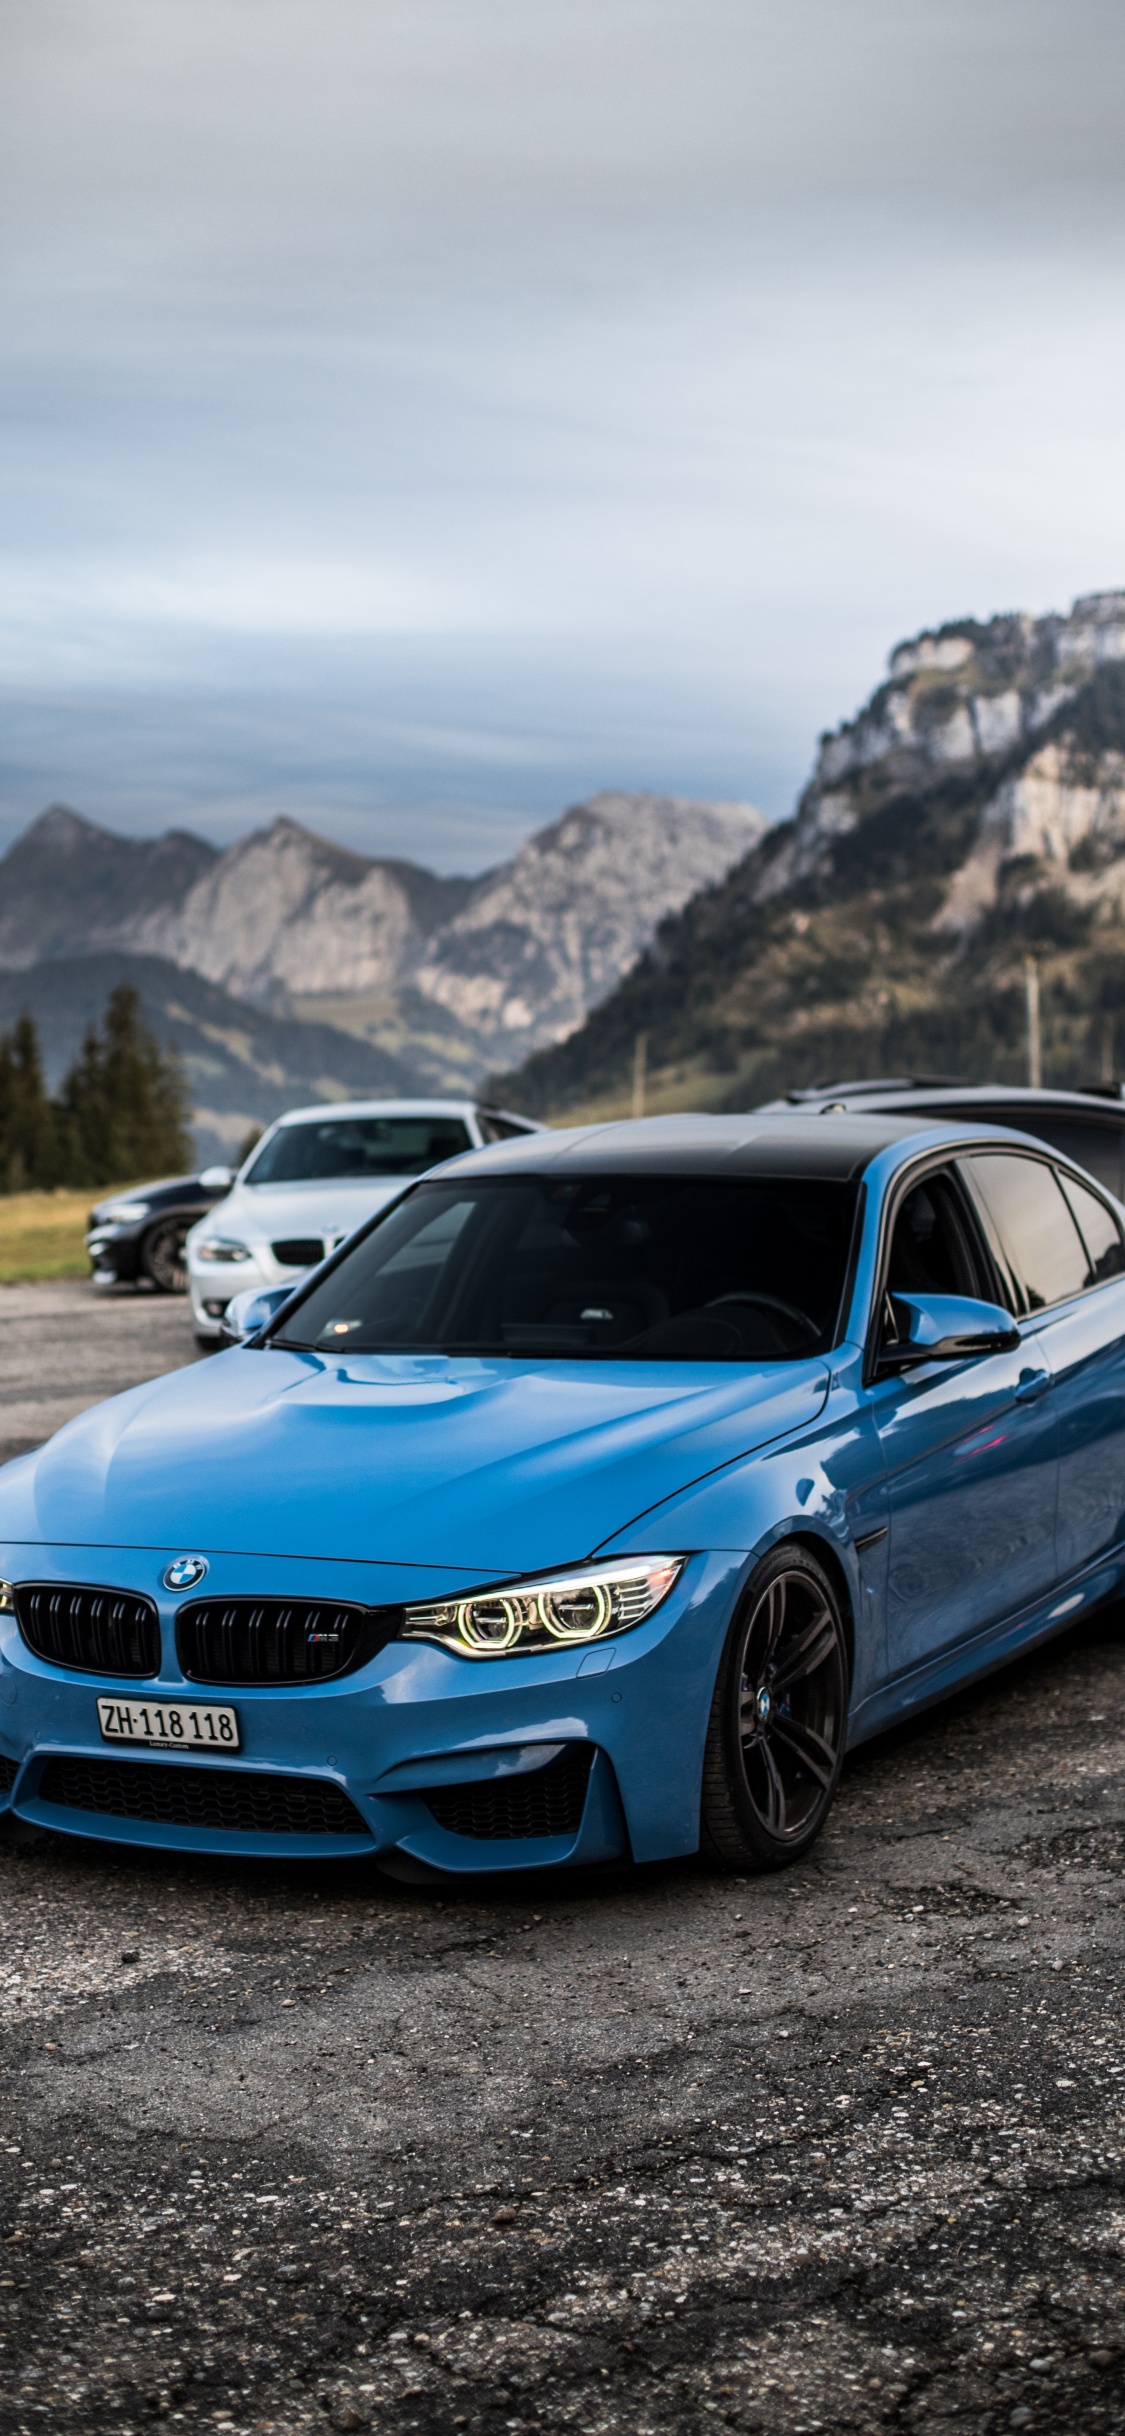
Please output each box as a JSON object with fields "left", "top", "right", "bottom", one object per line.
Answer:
{"left": 0, "top": 1546, "right": 744, "bottom": 1874}
{"left": 187, "top": 1248, "right": 312, "bottom": 1335}
{"left": 188, "top": 1253, "right": 265, "bottom": 1334}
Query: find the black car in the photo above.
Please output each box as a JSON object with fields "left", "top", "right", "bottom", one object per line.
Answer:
{"left": 754, "top": 1077, "right": 1125, "bottom": 1199}
{"left": 86, "top": 1165, "right": 235, "bottom": 1293}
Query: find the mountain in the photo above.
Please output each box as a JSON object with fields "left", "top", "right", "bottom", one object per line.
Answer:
{"left": 411, "top": 792, "right": 765, "bottom": 1056}
{"left": 0, "top": 954, "right": 447, "bottom": 1167}
{"left": 0, "top": 805, "right": 219, "bottom": 964}
{"left": 491, "top": 592, "right": 1125, "bottom": 1117}
{"left": 0, "top": 792, "right": 762, "bottom": 1078}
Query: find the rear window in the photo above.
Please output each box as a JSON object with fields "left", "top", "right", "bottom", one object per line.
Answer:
{"left": 1057, "top": 1172, "right": 1125, "bottom": 1287}
{"left": 983, "top": 1114, "right": 1125, "bottom": 1201}
{"left": 244, "top": 1116, "right": 472, "bottom": 1185}
{"left": 889, "top": 1102, "right": 1125, "bottom": 1199}
{"left": 964, "top": 1154, "right": 1089, "bottom": 1313}
{"left": 273, "top": 1173, "right": 858, "bottom": 1361}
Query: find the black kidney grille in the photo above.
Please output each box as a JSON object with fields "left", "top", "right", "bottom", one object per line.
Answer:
{"left": 16, "top": 1583, "right": 161, "bottom": 1677}
{"left": 37, "top": 1756, "right": 370, "bottom": 1838}
{"left": 271, "top": 1237, "right": 324, "bottom": 1268}
{"left": 0, "top": 1755, "right": 17, "bottom": 1795}
{"left": 423, "top": 1743, "right": 595, "bottom": 1842}
{"left": 176, "top": 1596, "right": 387, "bottom": 1684}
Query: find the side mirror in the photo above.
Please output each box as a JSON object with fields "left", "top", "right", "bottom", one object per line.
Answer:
{"left": 877, "top": 1291, "right": 1020, "bottom": 1373}
{"left": 199, "top": 1165, "right": 234, "bottom": 1190}
{"left": 219, "top": 1285, "right": 293, "bottom": 1345}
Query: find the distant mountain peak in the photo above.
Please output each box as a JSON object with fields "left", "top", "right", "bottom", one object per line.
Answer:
{"left": 23, "top": 802, "right": 117, "bottom": 849}
{"left": 0, "top": 788, "right": 760, "bottom": 1084}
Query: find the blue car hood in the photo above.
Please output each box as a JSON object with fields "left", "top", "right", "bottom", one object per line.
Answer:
{"left": 0, "top": 1347, "right": 830, "bottom": 1576}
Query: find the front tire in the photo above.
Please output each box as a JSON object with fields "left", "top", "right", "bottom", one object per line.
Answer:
{"left": 700, "top": 1543, "right": 849, "bottom": 1872}
{"left": 141, "top": 1218, "right": 189, "bottom": 1294}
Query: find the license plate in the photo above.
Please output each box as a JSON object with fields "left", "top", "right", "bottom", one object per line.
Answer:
{"left": 96, "top": 1697, "right": 240, "bottom": 1752}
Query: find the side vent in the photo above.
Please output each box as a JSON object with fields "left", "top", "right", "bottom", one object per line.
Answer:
{"left": 423, "top": 1744, "right": 595, "bottom": 1840}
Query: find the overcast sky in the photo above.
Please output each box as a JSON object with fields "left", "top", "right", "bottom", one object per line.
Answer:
{"left": 3, "top": 0, "right": 1125, "bottom": 870}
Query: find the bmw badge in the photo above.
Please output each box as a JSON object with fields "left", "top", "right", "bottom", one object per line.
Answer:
{"left": 163, "top": 1555, "right": 208, "bottom": 1592}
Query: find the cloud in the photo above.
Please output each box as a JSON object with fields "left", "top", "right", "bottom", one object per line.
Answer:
{"left": 3, "top": 0, "right": 1125, "bottom": 858}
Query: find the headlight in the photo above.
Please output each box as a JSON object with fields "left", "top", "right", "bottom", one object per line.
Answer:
{"left": 0, "top": 1581, "right": 14, "bottom": 1615}
{"left": 195, "top": 1238, "right": 253, "bottom": 1264}
{"left": 399, "top": 1556, "right": 685, "bottom": 1659}
{"left": 98, "top": 1202, "right": 150, "bottom": 1225}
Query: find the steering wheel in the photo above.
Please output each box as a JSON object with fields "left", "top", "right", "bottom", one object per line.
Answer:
{"left": 705, "top": 1291, "right": 821, "bottom": 1347}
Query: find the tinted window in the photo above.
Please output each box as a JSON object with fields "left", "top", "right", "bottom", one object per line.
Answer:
{"left": 990, "top": 1115, "right": 1125, "bottom": 1201}
{"left": 274, "top": 1174, "right": 858, "bottom": 1361}
{"left": 245, "top": 1116, "right": 472, "bottom": 1185}
{"left": 965, "top": 1154, "right": 1088, "bottom": 1313}
{"left": 886, "top": 1173, "right": 986, "bottom": 1300}
{"left": 893, "top": 1102, "right": 1125, "bottom": 1200}
{"left": 1057, "top": 1173, "right": 1125, "bottom": 1288}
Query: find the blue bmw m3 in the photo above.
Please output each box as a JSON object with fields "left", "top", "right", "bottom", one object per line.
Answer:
{"left": 2, "top": 1112, "right": 1124, "bottom": 1880}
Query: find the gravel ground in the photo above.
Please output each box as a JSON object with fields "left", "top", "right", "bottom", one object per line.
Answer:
{"left": 0, "top": 1285, "right": 1123, "bottom": 2436}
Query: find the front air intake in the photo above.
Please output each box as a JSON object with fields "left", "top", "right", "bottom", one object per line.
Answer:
{"left": 37, "top": 1756, "right": 370, "bottom": 1837}
{"left": 176, "top": 1596, "right": 392, "bottom": 1685}
{"left": 16, "top": 1583, "right": 161, "bottom": 1677}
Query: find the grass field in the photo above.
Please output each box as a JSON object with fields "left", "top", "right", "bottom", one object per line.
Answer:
{"left": 0, "top": 1188, "right": 99, "bottom": 1284}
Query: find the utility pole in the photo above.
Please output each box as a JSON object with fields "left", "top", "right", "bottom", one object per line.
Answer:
{"left": 631, "top": 1031, "right": 648, "bottom": 1121}
{"left": 1024, "top": 956, "right": 1041, "bottom": 1090}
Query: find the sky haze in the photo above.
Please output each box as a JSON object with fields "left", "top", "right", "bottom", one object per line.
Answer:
{"left": 3, "top": 0, "right": 1125, "bottom": 868}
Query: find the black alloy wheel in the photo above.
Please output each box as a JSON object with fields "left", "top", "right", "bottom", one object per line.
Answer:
{"left": 141, "top": 1217, "right": 189, "bottom": 1294}
{"left": 699, "top": 1543, "right": 849, "bottom": 1871}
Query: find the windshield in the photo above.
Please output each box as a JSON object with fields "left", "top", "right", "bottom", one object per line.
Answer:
{"left": 244, "top": 1115, "right": 472, "bottom": 1185}
{"left": 273, "top": 1174, "right": 857, "bottom": 1361}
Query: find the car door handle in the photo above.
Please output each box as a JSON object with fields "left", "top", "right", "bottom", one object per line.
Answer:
{"left": 1015, "top": 1367, "right": 1052, "bottom": 1401}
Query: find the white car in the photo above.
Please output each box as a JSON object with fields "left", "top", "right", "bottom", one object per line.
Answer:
{"left": 186, "top": 1098, "right": 541, "bottom": 1344}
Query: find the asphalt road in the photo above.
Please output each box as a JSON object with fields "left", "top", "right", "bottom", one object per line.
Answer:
{"left": 0, "top": 1283, "right": 1123, "bottom": 2436}
{"left": 0, "top": 1279, "right": 204, "bottom": 1466}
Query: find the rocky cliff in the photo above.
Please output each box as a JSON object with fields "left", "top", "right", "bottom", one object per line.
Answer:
{"left": 493, "top": 593, "right": 1125, "bottom": 1115}
{"left": 0, "top": 791, "right": 761, "bottom": 1078}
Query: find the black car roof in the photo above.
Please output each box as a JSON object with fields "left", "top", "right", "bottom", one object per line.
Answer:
{"left": 437, "top": 1112, "right": 945, "bottom": 1184}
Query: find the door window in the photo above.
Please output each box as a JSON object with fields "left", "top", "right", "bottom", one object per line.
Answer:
{"left": 885, "top": 1170, "right": 988, "bottom": 1301}
{"left": 964, "top": 1154, "right": 1089, "bottom": 1314}
{"left": 1057, "top": 1172, "right": 1125, "bottom": 1288}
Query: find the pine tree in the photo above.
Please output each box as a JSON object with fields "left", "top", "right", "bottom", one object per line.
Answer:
{"left": 0, "top": 1014, "right": 59, "bottom": 1191}
{"left": 57, "top": 985, "right": 192, "bottom": 1187}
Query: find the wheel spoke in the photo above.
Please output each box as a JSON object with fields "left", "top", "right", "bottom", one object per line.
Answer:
{"left": 760, "top": 1737, "right": 787, "bottom": 1833}
{"left": 770, "top": 1604, "right": 835, "bottom": 1694}
{"left": 760, "top": 1577, "right": 787, "bottom": 1665}
{"left": 770, "top": 1713, "right": 835, "bottom": 1788}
